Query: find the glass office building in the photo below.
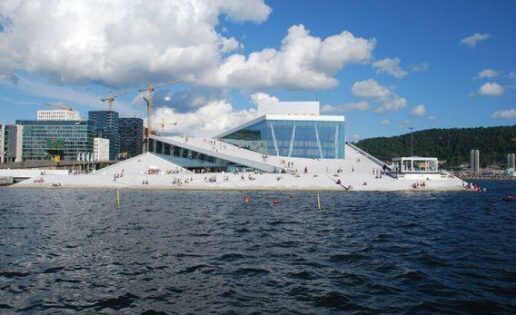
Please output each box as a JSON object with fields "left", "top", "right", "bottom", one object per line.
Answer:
{"left": 89, "top": 111, "right": 120, "bottom": 160}
{"left": 219, "top": 115, "right": 345, "bottom": 159}
{"left": 15, "top": 120, "right": 94, "bottom": 161}
{"left": 119, "top": 118, "right": 143, "bottom": 159}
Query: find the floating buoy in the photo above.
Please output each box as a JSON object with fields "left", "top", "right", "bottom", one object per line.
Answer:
{"left": 243, "top": 195, "right": 251, "bottom": 204}
{"left": 272, "top": 198, "right": 280, "bottom": 205}
{"left": 504, "top": 195, "right": 515, "bottom": 202}
{"left": 116, "top": 189, "right": 120, "bottom": 208}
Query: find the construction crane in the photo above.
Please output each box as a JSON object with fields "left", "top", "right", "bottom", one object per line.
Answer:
{"left": 139, "top": 80, "right": 182, "bottom": 138}
{"left": 100, "top": 91, "right": 130, "bottom": 111}
{"left": 159, "top": 118, "right": 178, "bottom": 136}
{"left": 44, "top": 102, "right": 73, "bottom": 111}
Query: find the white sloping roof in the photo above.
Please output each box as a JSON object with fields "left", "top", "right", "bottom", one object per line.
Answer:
{"left": 92, "top": 152, "right": 185, "bottom": 176}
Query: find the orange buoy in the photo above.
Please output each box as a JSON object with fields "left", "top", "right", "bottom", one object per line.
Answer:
{"left": 243, "top": 195, "right": 251, "bottom": 204}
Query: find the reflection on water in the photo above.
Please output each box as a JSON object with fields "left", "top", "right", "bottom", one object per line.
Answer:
{"left": 0, "top": 181, "right": 515, "bottom": 314}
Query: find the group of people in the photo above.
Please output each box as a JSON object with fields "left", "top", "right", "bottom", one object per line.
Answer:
{"left": 172, "top": 177, "right": 193, "bottom": 186}
{"left": 241, "top": 173, "right": 256, "bottom": 181}
{"left": 373, "top": 168, "right": 383, "bottom": 179}
{"left": 112, "top": 170, "right": 124, "bottom": 182}
{"left": 205, "top": 175, "right": 217, "bottom": 183}
{"left": 464, "top": 182, "right": 483, "bottom": 192}
{"left": 412, "top": 182, "right": 426, "bottom": 189}
{"left": 165, "top": 168, "right": 185, "bottom": 174}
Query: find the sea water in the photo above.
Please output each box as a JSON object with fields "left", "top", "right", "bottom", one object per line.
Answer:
{"left": 0, "top": 181, "right": 515, "bottom": 314}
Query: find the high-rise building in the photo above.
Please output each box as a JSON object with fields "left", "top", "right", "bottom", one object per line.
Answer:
{"left": 119, "top": 118, "right": 143, "bottom": 159}
{"left": 475, "top": 149, "right": 480, "bottom": 173}
{"left": 507, "top": 153, "right": 516, "bottom": 170}
{"left": 16, "top": 120, "right": 93, "bottom": 161}
{"left": 93, "top": 138, "right": 110, "bottom": 162}
{"left": 88, "top": 111, "right": 120, "bottom": 160}
{"left": 0, "top": 124, "right": 23, "bottom": 163}
{"left": 470, "top": 149, "right": 480, "bottom": 174}
{"left": 37, "top": 110, "right": 81, "bottom": 121}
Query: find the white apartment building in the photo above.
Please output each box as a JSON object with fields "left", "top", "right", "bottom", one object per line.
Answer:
{"left": 93, "top": 138, "right": 110, "bottom": 162}
{"left": 37, "top": 110, "right": 81, "bottom": 121}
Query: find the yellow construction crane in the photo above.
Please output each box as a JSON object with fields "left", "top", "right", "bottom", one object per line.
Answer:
{"left": 139, "top": 80, "right": 182, "bottom": 138}
{"left": 100, "top": 91, "right": 130, "bottom": 111}
{"left": 44, "top": 102, "right": 73, "bottom": 111}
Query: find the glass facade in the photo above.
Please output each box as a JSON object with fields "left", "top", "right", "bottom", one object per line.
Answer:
{"left": 16, "top": 120, "right": 94, "bottom": 161}
{"left": 220, "top": 118, "right": 345, "bottom": 159}
{"left": 149, "top": 138, "right": 252, "bottom": 172}
{"left": 119, "top": 118, "right": 143, "bottom": 159}
{"left": 1, "top": 125, "right": 19, "bottom": 162}
{"left": 89, "top": 111, "right": 120, "bottom": 160}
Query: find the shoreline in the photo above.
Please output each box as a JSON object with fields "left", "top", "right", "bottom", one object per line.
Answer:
{"left": 7, "top": 182, "right": 466, "bottom": 192}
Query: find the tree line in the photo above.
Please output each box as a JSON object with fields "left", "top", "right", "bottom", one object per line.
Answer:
{"left": 355, "top": 125, "right": 516, "bottom": 169}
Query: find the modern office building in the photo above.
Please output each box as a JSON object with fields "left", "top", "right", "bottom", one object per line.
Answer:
{"left": 37, "top": 110, "right": 81, "bottom": 121}
{"left": 93, "top": 138, "right": 110, "bottom": 162}
{"left": 0, "top": 124, "right": 23, "bottom": 163}
{"left": 89, "top": 111, "right": 120, "bottom": 160}
{"left": 15, "top": 120, "right": 94, "bottom": 161}
{"left": 119, "top": 118, "right": 143, "bottom": 159}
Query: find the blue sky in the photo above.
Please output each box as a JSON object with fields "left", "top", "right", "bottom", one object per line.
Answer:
{"left": 0, "top": 0, "right": 514, "bottom": 139}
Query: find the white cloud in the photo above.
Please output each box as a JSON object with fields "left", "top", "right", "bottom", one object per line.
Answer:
{"left": 352, "top": 79, "right": 391, "bottom": 99}
{"left": 380, "top": 119, "right": 390, "bottom": 125}
{"left": 478, "top": 82, "right": 504, "bottom": 96}
{"left": 410, "top": 63, "right": 429, "bottom": 72}
{"left": 410, "top": 104, "right": 426, "bottom": 116}
{"left": 460, "top": 33, "right": 491, "bottom": 48}
{"left": 201, "top": 24, "right": 376, "bottom": 89}
{"left": 372, "top": 57, "right": 407, "bottom": 78}
{"left": 320, "top": 104, "right": 334, "bottom": 114}
{"left": 0, "top": 0, "right": 271, "bottom": 86}
{"left": 250, "top": 92, "right": 279, "bottom": 107}
{"left": 342, "top": 101, "right": 369, "bottom": 111}
{"left": 4, "top": 76, "right": 140, "bottom": 116}
{"left": 0, "top": 2, "right": 377, "bottom": 91}
{"left": 476, "top": 69, "right": 499, "bottom": 79}
{"left": 492, "top": 109, "right": 516, "bottom": 119}
{"left": 151, "top": 99, "right": 258, "bottom": 137}
{"left": 320, "top": 101, "right": 369, "bottom": 113}
{"left": 351, "top": 79, "right": 406, "bottom": 113}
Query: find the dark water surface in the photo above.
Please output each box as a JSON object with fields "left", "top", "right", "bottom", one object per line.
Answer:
{"left": 1, "top": 181, "right": 515, "bottom": 314}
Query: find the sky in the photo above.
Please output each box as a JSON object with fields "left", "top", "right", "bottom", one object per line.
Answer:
{"left": 0, "top": 0, "right": 515, "bottom": 140}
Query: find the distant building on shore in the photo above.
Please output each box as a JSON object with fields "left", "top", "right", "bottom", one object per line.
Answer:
{"left": 470, "top": 149, "right": 480, "bottom": 174}
{"left": 507, "top": 153, "right": 515, "bottom": 170}
{"left": 0, "top": 109, "right": 143, "bottom": 164}
{"left": 0, "top": 124, "right": 23, "bottom": 163}
{"left": 15, "top": 120, "right": 93, "bottom": 161}
{"left": 89, "top": 111, "right": 120, "bottom": 161}
{"left": 119, "top": 118, "right": 144, "bottom": 159}
{"left": 37, "top": 109, "right": 81, "bottom": 121}
{"left": 93, "top": 138, "right": 110, "bottom": 162}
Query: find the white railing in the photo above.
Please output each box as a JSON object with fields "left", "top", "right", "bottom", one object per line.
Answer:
{"left": 346, "top": 142, "right": 387, "bottom": 167}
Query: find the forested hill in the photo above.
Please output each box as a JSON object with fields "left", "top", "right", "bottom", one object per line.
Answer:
{"left": 355, "top": 125, "right": 516, "bottom": 168}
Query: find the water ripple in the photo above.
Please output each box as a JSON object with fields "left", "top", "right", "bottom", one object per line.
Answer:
{"left": 0, "top": 181, "right": 515, "bottom": 314}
